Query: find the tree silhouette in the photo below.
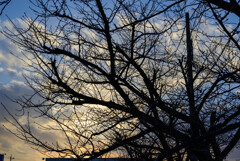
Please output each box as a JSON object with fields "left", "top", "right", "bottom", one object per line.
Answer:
{"left": 0, "top": 0, "right": 11, "bottom": 15}
{"left": 2, "top": 0, "right": 240, "bottom": 161}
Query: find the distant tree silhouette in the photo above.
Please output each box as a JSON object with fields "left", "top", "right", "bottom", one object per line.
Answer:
{"left": 2, "top": 0, "right": 240, "bottom": 161}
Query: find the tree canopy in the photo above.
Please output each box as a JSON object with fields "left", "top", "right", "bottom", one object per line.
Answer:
{"left": 2, "top": 0, "right": 240, "bottom": 161}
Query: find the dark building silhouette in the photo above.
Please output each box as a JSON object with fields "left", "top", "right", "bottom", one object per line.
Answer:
{"left": 0, "top": 154, "right": 4, "bottom": 161}
{"left": 45, "top": 159, "right": 157, "bottom": 161}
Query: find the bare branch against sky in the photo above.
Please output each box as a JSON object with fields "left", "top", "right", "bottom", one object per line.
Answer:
{"left": 0, "top": 0, "right": 11, "bottom": 15}
{"left": 0, "top": 0, "right": 240, "bottom": 161}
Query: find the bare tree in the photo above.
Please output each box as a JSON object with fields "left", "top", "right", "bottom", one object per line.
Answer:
{"left": 2, "top": 0, "right": 240, "bottom": 161}
{"left": 0, "top": 0, "right": 11, "bottom": 15}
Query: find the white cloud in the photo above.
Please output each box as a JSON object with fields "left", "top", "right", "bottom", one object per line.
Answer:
{"left": 4, "top": 67, "right": 22, "bottom": 77}
{"left": 2, "top": 20, "right": 14, "bottom": 31}
{"left": 0, "top": 51, "right": 24, "bottom": 69}
{"left": 0, "top": 67, "right": 4, "bottom": 72}
{"left": 10, "top": 80, "right": 25, "bottom": 86}
{"left": 7, "top": 68, "right": 17, "bottom": 73}
{"left": 0, "top": 19, "right": 31, "bottom": 71}
{"left": 2, "top": 84, "right": 11, "bottom": 91}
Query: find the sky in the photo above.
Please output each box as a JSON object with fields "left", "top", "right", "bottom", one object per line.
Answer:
{"left": 0, "top": 1, "right": 46, "bottom": 161}
{"left": 0, "top": 1, "right": 240, "bottom": 161}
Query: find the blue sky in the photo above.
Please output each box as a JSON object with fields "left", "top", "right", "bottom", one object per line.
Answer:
{"left": 1, "top": 0, "right": 31, "bottom": 20}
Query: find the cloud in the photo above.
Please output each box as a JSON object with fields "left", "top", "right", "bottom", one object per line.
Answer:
{"left": 0, "top": 82, "right": 32, "bottom": 122}
{"left": 10, "top": 80, "right": 25, "bottom": 86}
{"left": 0, "top": 136, "right": 12, "bottom": 149}
{"left": 0, "top": 50, "right": 24, "bottom": 69}
{"left": 5, "top": 68, "right": 22, "bottom": 77}
{"left": 0, "top": 124, "right": 44, "bottom": 161}
{"left": 0, "top": 19, "right": 30, "bottom": 71}
{"left": 0, "top": 81, "right": 52, "bottom": 161}
{"left": 0, "top": 18, "right": 52, "bottom": 161}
